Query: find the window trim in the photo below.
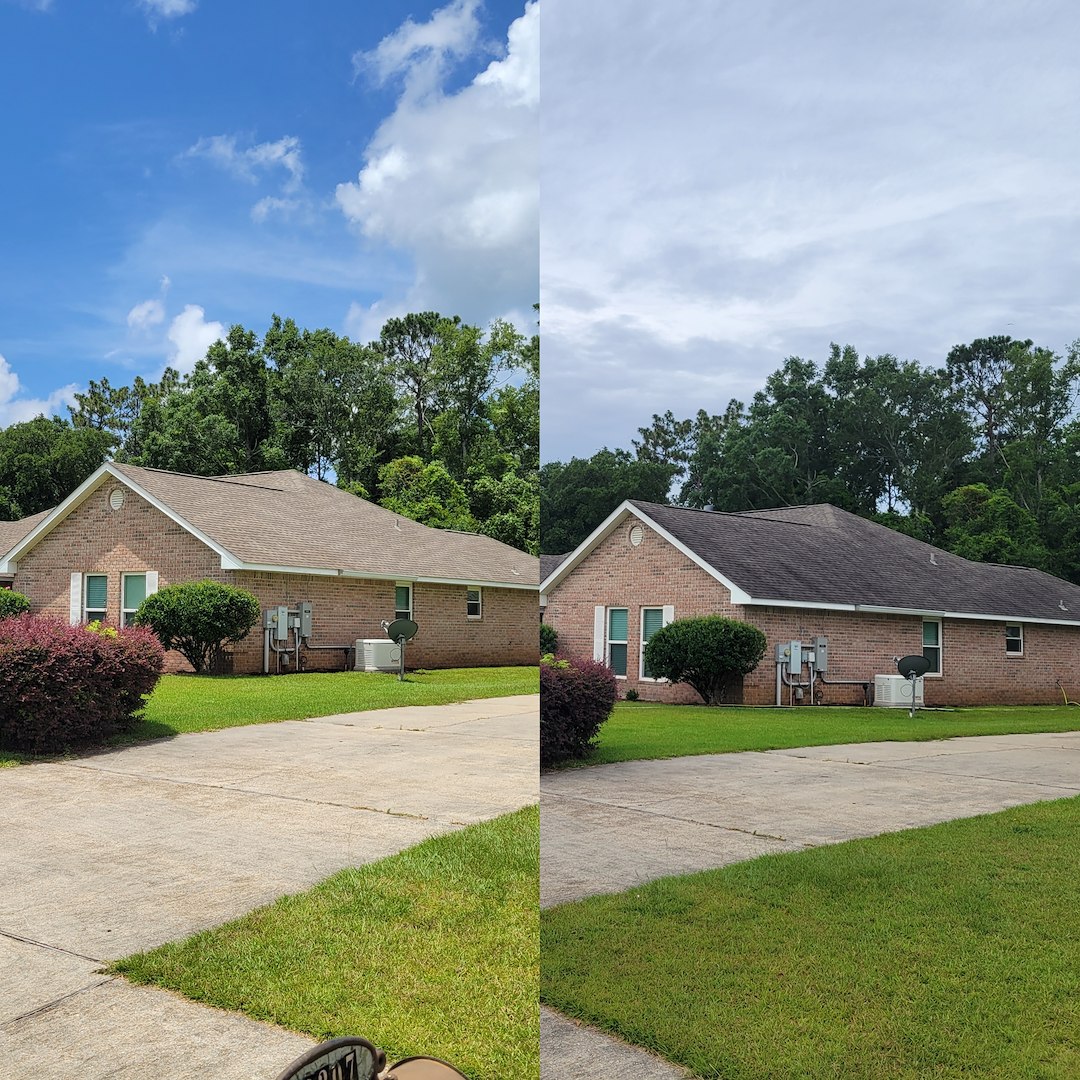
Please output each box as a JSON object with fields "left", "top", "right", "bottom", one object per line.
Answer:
{"left": 922, "top": 618, "right": 942, "bottom": 677}
{"left": 122, "top": 572, "right": 147, "bottom": 628}
{"left": 1005, "top": 623, "right": 1024, "bottom": 657}
{"left": 466, "top": 587, "right": 482, "bottom": 619}
{"left": 395, "top": 582, "right": 413, "bottom": 622}
{"left": 607, "top": 606, "right": 628, "bottom": 679}
{"left": 83, "top": 573, "right": 108, "bottom": 624}
{"left": 639, "top": 606, "right": 665, "bottom": 681}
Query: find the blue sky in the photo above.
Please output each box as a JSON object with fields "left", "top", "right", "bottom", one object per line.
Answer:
{"left": 0, "top": 0, "right": 537, "bottom": 425}
{"left": 541, "top": 0, "right": 1080, "bottom": 461}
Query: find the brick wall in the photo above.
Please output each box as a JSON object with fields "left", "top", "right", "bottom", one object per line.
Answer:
{"left": 544, "top": 513, "right": 1080, "bottom": 706}
{"left": 13, "top": 482, "right": 537, "bottom": 674}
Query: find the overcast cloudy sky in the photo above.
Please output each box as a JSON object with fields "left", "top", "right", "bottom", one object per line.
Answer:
{"left": 540, "top": 0, "right": 1080, "bottom": 462}
{"left": 0, "top": 0, "right": 536, "bottom": 426}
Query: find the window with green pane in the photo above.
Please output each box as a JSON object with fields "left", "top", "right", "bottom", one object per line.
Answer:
{"left": 84, "top": 574, "right": 107, "bottom": 623}
{"left": 641, "top": 607, "right": 664, "bottom": 678}
{"left": 122, "top": 574, "right": 146, "bottom": 627}
{"left": 922, "top": 619, "right": 941, "bottom": 674}
{"left": 395, "top": 585, "right": 412, "bottom": 621}
{"left": 607, "top": 607, "right": 628, "bottom": 677}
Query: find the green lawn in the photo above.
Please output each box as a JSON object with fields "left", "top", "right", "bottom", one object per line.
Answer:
{"left": 0, "top": 666, "right": 538, "bottom": 765}
{"left": 542, "top": 797, "right": 1080, "bottom": 1079}
{"left": 114, "top": 805, "right": 539, "bottom": 1080}
{"left": 577, "top": 700, "right": 1080, "bottom": 765}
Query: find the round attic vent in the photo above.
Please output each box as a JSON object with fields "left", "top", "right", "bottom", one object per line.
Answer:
{"left": 109, "top": 488, "right": 125, "bottom": 511}
{"left": 629, "top": 524, "right": 644, "bottom": 547}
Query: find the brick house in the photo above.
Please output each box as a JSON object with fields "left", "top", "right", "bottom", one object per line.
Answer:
{"left": 0, "top": 462, "right": 539, "bottom": 673}
{"left": 541, "top": 500, "right": 1080, "bottom": 706}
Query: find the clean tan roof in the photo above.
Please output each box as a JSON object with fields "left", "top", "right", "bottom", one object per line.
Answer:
{"left": 0, "top": 509, "right": 51, "bottom": 567}
{"left": 105, "top": 463, "right": 538, "bottom": 588}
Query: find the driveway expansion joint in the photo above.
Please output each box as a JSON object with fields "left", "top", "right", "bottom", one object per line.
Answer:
{"left": 4, "top": 977, "right": 118, "bottom": 1027}
{"left": 0, "top": 928, "right": 102, "bottom": 964}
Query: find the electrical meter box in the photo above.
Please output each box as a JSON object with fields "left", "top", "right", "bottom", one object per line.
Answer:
{"left": 814, "top": 636, "right": 828, "bottom": 672}
{"left": 275, "top": 604, "right": 289, "bottom": 641}
{"left": 299, "top": 602, "right": 313, "bottom": 639}
{"left": 788, "top": 640, "right": 803, "bottom": 672}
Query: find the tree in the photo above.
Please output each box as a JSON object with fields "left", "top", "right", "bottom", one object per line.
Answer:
{"left": 134, "top": 580, "right": 260, "bottom": 674}
{"left": 540, "top": 449, "right": 677, "bottom": 554}
{"left": 940, "top": 484, "right": 1050, "bottom": 569}
{"left": 642, "top": 616, "right": 767, "bottom": 705}
{"left": 377, "top": 456, "right": 475, "bottom": 532}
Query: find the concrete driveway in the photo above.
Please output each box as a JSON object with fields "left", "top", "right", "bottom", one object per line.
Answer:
{"left": 540, "top": 730, "right": 1080, "bottom": 1078}
{"left": 1, "top": 694, "right": 538, "bottom": 1078}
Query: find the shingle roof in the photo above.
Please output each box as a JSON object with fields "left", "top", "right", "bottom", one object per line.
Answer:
{"left": 631, "top": 500, "right": 1080, "bottom": 623}
{"left": 12, "top": 463, "right": 536, "bottom": 588}
{"left": 540, "top": 553, "right": 569, "bottom": 583}
{"left": 0, "top": 509, "right": 51, "bottom": 568}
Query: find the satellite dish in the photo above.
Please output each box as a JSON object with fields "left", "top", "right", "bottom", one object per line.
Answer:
{"left": 386, "top": 618, "right": 419, "bottom": 642}
{"left": 897, "top": 654, "right": 931, "bottom": 678}
{"left": 274, "top": 1037, "right": 383, "bottom": 1080}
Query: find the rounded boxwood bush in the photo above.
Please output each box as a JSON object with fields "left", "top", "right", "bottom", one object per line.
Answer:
{"left": 540, "top": 621, "right": 558, "bottom": 655}
{"left": 135, "top": 579, "right": 260, "bottom": 674}
{"left": 644, "top": 615, "right": 767, "bottom": 705}
{"left": 0, "top": 615, "right": 165, "bottom": 753}
{"left": 540, "top": 654, "right": 617, "bottom": 767}
{"left": 0, "top": 589, "right": 31, "bottom": 620}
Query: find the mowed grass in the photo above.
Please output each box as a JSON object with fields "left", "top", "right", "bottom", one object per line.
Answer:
{"left": 580, "top": 700, "right": 1080, "bottom": 765}
{"left": 542, "top": 797, "right": 1080, "bottom": 1079}
{"left": 114, "top": 805, "right": 539, "bottom": 1080}
{"left": 0, "top": 666, "right": 538, "bottom": 765}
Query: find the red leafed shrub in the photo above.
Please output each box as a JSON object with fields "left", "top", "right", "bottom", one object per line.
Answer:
{"left": 0, "top": 615, "right": 165, "bottom": 754}
{"left": 540, "top": 654, "right": 618, "bottom": 768}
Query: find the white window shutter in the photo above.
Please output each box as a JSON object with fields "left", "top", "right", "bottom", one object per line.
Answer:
{"left": 145, "top": 571, "right": 159, "bottom": 596}
{"left": 69, "top": 572, "right": 82, "bottom": 625}
{"left": 662, "top": 604, "right": 675, "bottom": 626}
{"left": 593, "top": 605, "right": 605, "bottom": 662}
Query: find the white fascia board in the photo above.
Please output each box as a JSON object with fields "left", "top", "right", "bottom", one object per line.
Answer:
{"left": 541, "top": 501, "right": 648, "bottom": 593}
{"left": 221, "top": 561, "right": 537, "bottom": 590}
{"left": 740, "top": 596, "right": 1080, "bottom": 628}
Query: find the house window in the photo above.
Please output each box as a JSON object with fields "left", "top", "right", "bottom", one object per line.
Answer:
{"left": 84, "top": 574, "right": 107, "bottom": 623}
{"left": 640, "top": 607, "right": 665, "bottom": 679}
{"left": 922, "top": 619, "right": 942, "bottom": 675}
{"left": 395, "top": 584, "right": 412, "bottom": 621}
{"left": 607, "top": 607, "right": 628, "bottom": 677}
{"left": 122, "top": 573, "right": 147, "bottom": 628}
{"left": 1005, "top": 624, "right": 1023, "bottom": 656}
{"left": 467, "top": 588, "right": 482, "bottom": 618}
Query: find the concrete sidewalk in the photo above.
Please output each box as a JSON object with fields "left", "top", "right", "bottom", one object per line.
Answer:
{"left": 1, "top": 694, "right": 538, "bottom": 1078}
{"left": 540, "top": 729, "right": 1080, "bottom": 1078}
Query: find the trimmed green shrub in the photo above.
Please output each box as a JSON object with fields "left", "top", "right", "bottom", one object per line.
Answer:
{"left": 540, "top": 621, "right": 558, "bottom": 654}
{"left": 644, "top": 615, "right": 767, "bottom": 705}
{"left": 134, "top": 580, "right": 260, "bottom": 674}
{"left": 0, "top": 615, "right": 164, "bottom": 753}
{"left": 0, "top": 590, "right": 31, "bottom": 620}
{"left": 540, "top": 654, "right": 617, "bottom": 767}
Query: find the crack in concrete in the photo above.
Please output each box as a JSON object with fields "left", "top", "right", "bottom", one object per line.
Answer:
{"left": 542, "top": 792, "right": 789, "bottom": 842}
{"left": 55, "top": 765, "right": 431, "bottom": 820}
{"left": 4, "top": 977, "right": 117, "bottom": 1027}
{"left": 0, "top": 928, "right": 101, "bottom": 964}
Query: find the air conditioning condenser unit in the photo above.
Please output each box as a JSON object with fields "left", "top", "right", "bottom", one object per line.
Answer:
{"left": 874, "top": 674, "right": 924, "bottom": 707}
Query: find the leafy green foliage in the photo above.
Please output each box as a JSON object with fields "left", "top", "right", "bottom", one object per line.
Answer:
{"left": 540, "top": 449, "right": 677, "bottom": 553}
{"left": 134, "top": 580, "right": 260, "bottom": 674}
{"left": 540, "top": 621, "right": 558, "bottom": 654}
{"left": 0, "top": 590, "right": 31, "bottom": 619}
{"left": 378, "top": 456, "right": 475, "bottom": 531}
{"left": 644, "top": 616, "right": 767, "bottom": 705}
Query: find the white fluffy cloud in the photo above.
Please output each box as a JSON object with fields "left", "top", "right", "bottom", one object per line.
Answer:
{"left": 140, "top": 0, "right": 196, "bottom": 22}
{"left": 337, "top": 1, "right": 538, "bottom": 327}
{"left": 167, "top": 305, "right": 224, "bottom": 374}
{"left": 127, "top": 298, "right": 165, "bottom": 331}
{"left": 0, "top": 354, "right": 79, "bottom": 427}
{"left": 184, "top": 134, "right": 306, "bottom": 222}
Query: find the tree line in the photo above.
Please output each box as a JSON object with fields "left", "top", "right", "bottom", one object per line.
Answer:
{"left": 0, "top": 310, "right": 539, "bottom": 554}
{"left": 541, "top": 335, "right": 1080, "bottom": 584}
